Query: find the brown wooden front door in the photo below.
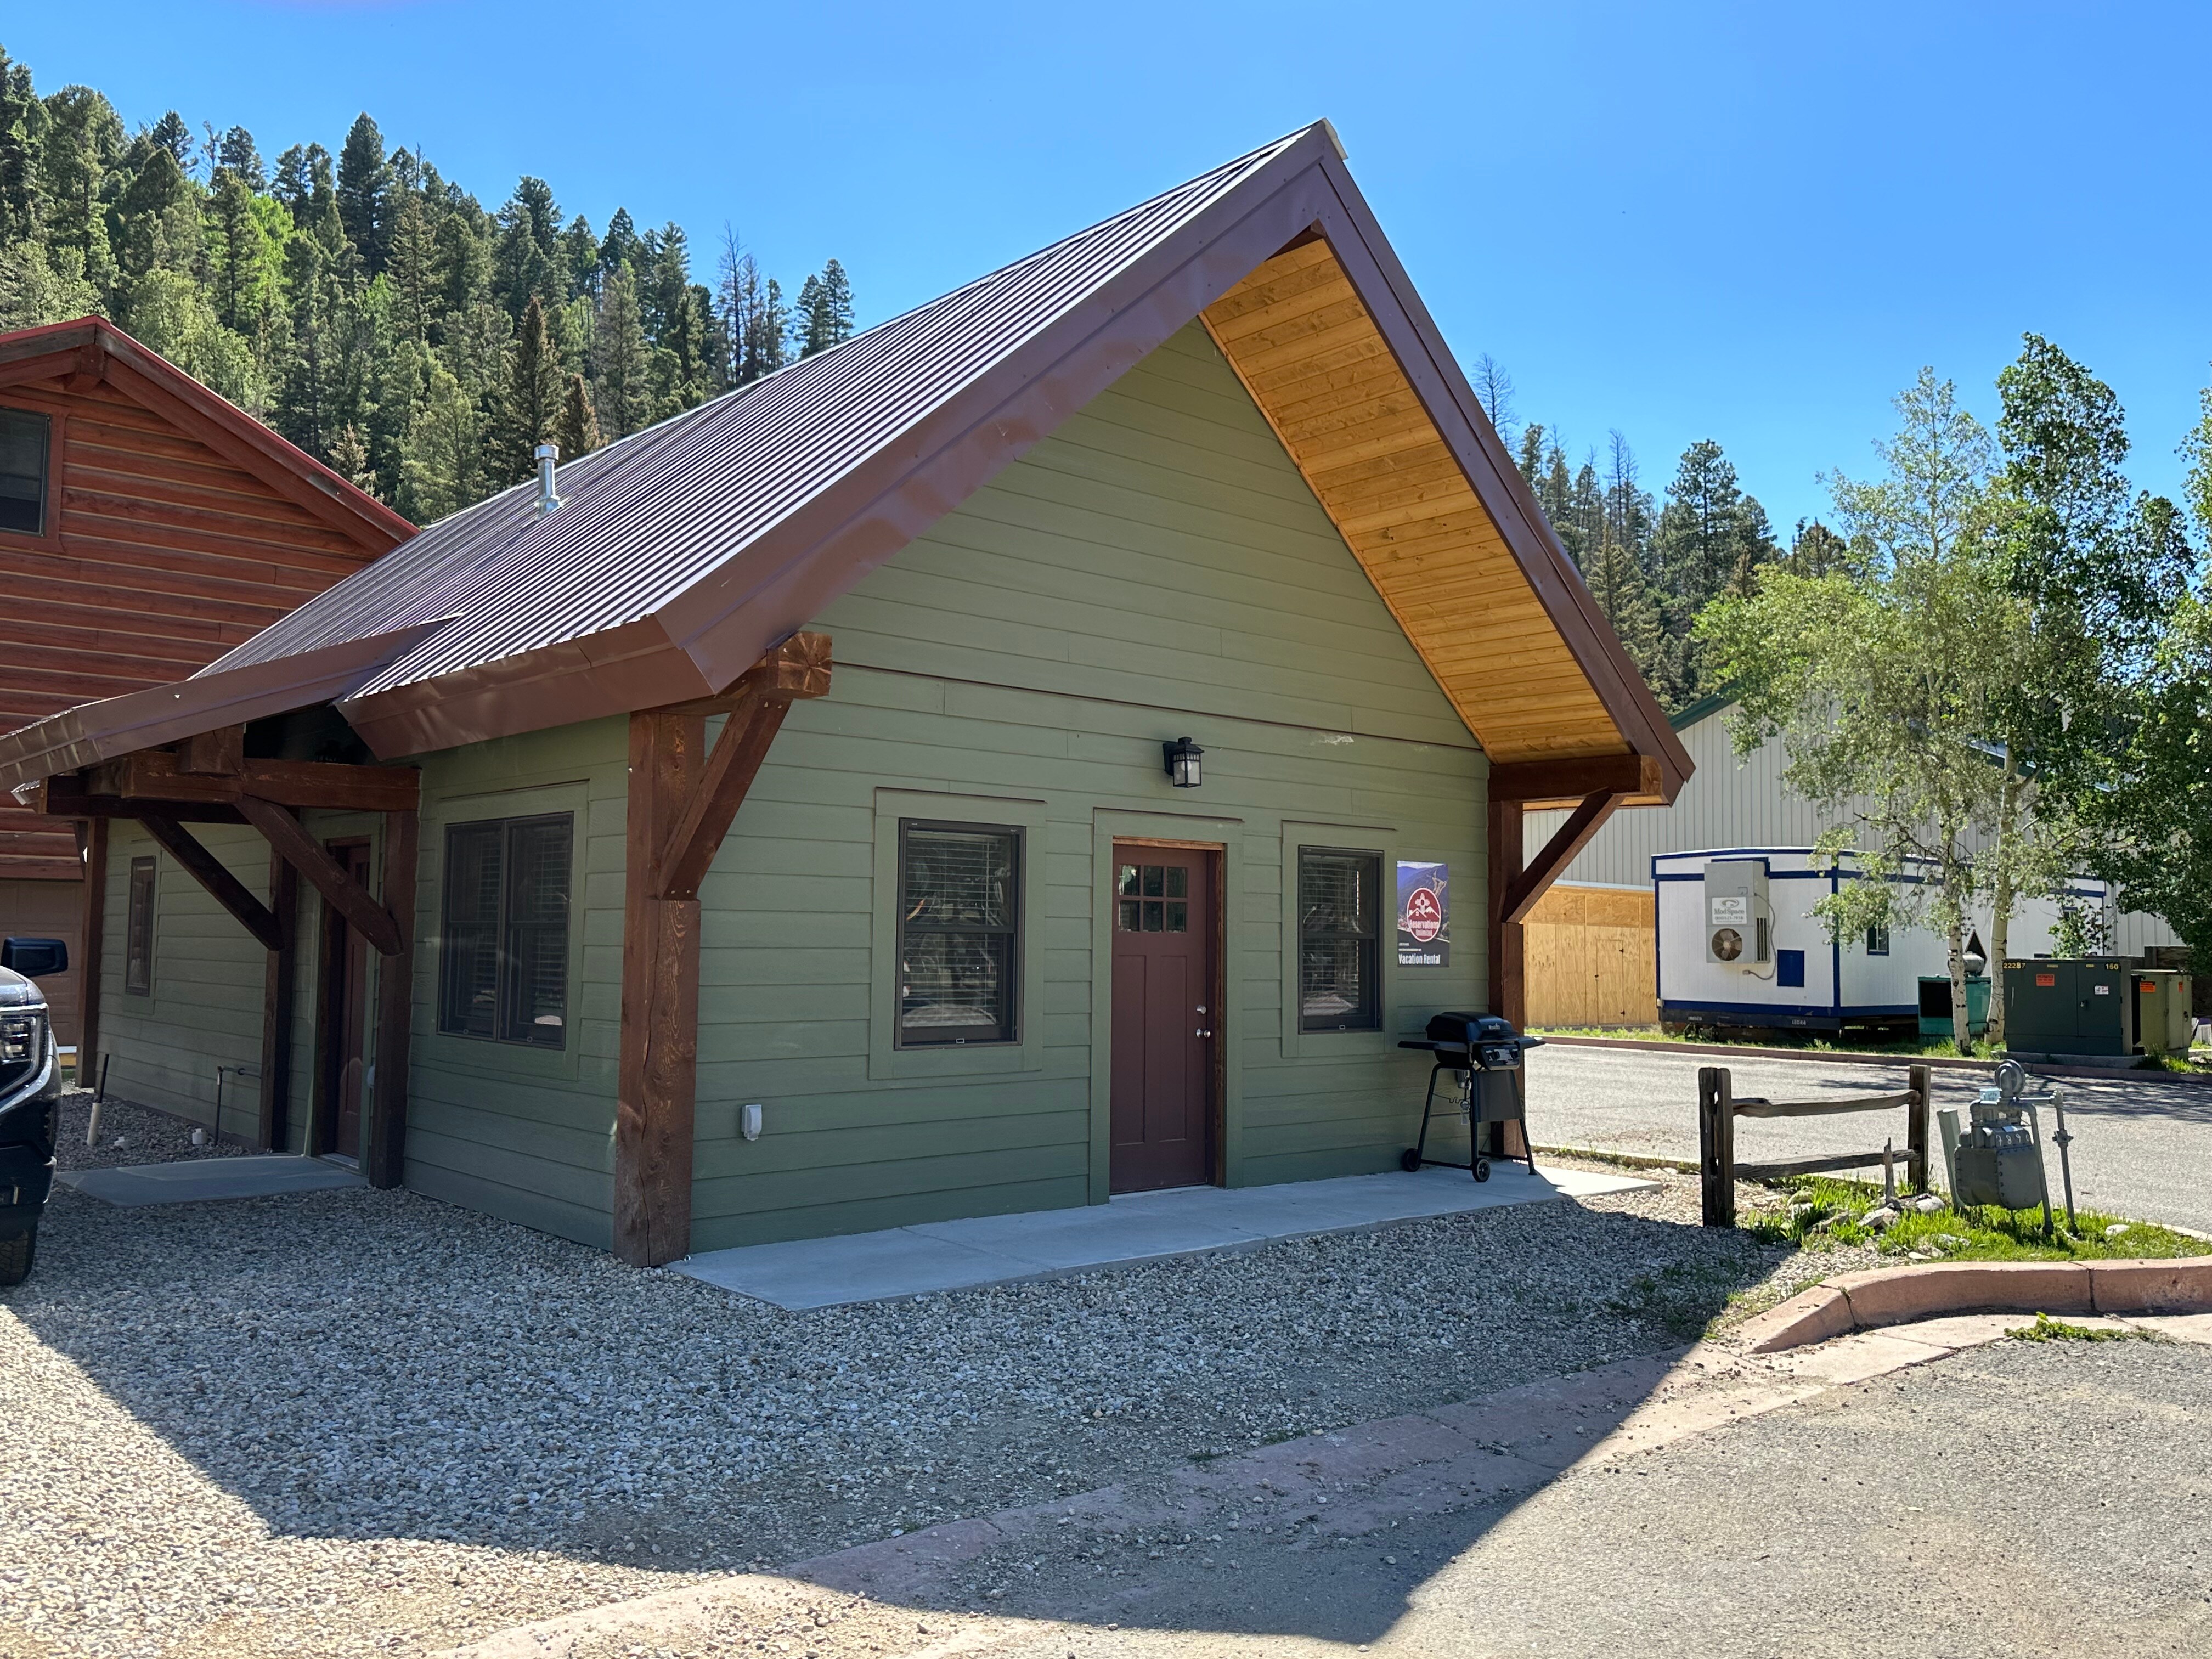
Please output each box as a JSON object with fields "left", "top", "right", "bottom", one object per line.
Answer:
{"left": 1110, "top": 844, "right": 1217, "bottom": 1193}
{"left": 320, "top": 839, "right": 374, "bottom": 1161}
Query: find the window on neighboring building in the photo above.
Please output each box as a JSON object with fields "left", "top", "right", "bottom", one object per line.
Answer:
{"left": 124, "top": 856, "right": 156, "bottom": 995}
{"left": 438, "top": 814, "right": 573, "bottom": 1047}
{"left": 1866, "top": 924, "right": 1891, "bottom": 956}
{"left": 1299, "top": 847, "right": 1381, "bottom": 1032}
{"left": 896, "top": 822, "right": 1019, "bottom": 1046}
{"left": 0, "top": 407, "right": 50, "bottom": 537}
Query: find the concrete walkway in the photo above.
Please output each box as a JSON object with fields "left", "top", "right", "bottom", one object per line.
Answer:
{"left": 677, "top": 1163, "right": 1654, "bottom": 1310}
{"left": 58, "top": 1154, "right": 365, "bottom": 1206}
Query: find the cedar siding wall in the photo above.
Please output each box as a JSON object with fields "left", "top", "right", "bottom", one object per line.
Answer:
{"left": 684, "top": 321, "right": 1488, "bottom": 1249}
{"left": 0, "top": 876, "right": 85, "bottom": 1046}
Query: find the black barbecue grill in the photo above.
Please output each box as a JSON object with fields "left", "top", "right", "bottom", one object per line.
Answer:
{"left": 1397, "top": 1012, "right": 1543, "bottom": 1181}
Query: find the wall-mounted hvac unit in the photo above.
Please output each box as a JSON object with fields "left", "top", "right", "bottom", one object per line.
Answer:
{"left": 1702, "top": 859, "right": 1772, "bottom": 967}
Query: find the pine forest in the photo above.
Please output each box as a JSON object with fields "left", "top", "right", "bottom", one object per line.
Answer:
{"left": 0, "top": 44, "right": 856, "bottom": 529}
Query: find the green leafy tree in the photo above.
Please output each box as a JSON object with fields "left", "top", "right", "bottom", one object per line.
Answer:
{"left": 1701, "top": 370, "right": 2002, "bottom": 1049}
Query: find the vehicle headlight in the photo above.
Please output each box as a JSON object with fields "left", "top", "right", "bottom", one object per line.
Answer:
{"left": 0, "top": 1012, "right": 41, "bottom": 1064}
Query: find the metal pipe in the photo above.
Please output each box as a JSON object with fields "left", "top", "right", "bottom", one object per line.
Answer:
{"left": 534, "top": 442, "right": 561, "bottom": 516}
{"left": 2050, "top": 1091, "right": 2079, "bottom": 1234}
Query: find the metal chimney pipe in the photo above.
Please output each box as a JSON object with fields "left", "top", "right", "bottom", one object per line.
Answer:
{"left": 534, "top": 442, "right": 561, "bottom": 516}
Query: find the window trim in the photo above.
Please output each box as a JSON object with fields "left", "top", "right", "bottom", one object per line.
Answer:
{"left": 1865, "top": 923, "right": 1891, "bottom": 957}
{"left": 436, "top": 810, "right": 575, "bottom": 1051}
{"left": 0, "top": 402, "right": 59, "bottom": 549}
{"left": 1279, "top": 820, "right": 1402, "bottom": 1058}
{"left": 893, "top": 817, "right": 1023, "bottom": 1050}
{"left": 123, "top": 855, "right": 156, "bottom": 996}
{"left": 869, "top": 789, "right": 1047, "bottom": 1081}
{"left": 1296, "top": 845, "right": 1385, "bottom": 1034}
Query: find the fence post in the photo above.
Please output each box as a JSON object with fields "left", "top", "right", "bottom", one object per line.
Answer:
{"left": 1698, "top": 1065, "right": 1735, "bottom": 1227}
{"left": 1906, "top": 1063, "right": 1931, "bottom": 1193}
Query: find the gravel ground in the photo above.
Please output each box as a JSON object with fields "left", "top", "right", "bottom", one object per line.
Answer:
{"left": 51, "top": 1090, "right": 252, "bottom": 1172}
{"left": 2, "top": 1105, "right": 1848, "bottom": 1659}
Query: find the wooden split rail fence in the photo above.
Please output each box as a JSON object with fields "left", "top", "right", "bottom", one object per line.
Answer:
{"left": 1699, "top": 1064, "right": 1932, "bottom": 1228}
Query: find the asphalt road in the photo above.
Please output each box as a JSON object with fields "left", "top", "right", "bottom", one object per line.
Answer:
{"left": 1521, "top": 1043, "right": 2212, "bottom": 1234}
{"left": 1006, "top": 1337, "right": 2212, "bottom": 1658}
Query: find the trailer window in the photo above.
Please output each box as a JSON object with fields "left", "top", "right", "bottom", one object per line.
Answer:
{"left": 1865, "top": 924, "right": 1890, "bottom": 956}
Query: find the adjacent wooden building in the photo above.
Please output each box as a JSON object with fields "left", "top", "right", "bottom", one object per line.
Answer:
{"left": 0, "top": 127, "right": 1689, "bottom": 1262}
{"left": 0, "top": 318, "right": 410, "bottom": 1049}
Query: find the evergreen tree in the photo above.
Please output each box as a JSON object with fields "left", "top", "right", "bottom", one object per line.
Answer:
{"left": 1469, "top": 352, "right": 1515, "bottom": 446}
{"left": 0, "top": 50, "right": 46, "bottom": 250}
{"left": 402, "top": 359, "right": 482, "bottom": 523}
{"left": 336, "top": 112, "right": 391, "bottom": 274}
{"left": 1785, "top": 519, "right": 1850, "bottom": 577}
{"left": 554, "top": 372, "right": 600, "bottom": 460}
{"left": 495, "top": 176, "right": 560, "bottom": 318}
{"left": 212, "top": 125, "right": 263, "bottom": 190}
{"left": 591, "top": 261, "right": 648, "bottom": 438}
{"left": 495, "top": 294, "right": 563, "bottom": 483}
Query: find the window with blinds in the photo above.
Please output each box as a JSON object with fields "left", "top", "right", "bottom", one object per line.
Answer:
{"left": 1298, "top": 847, "right": 1381, "bottom": 1032}
{"left": 896, "top": 822, "right": 1019, "bottom": 1047}
{"left": 124, "top": 856, "right": 156, "bottom": 996}
{"left": 0, "top": 407, "right": 49, "bottom": 537}
{"left": 439, "top": 814, "right": 573, "bottom": 1047}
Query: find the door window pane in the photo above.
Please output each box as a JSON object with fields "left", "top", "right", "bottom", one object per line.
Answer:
{"left": 439, "top": 814, "right": 572, "bottom": 1047}
{"left": 0, "top": 408, "right": 49, "bottom": 537}
{"left": 1299, "top": 848, "right": 1381, "bottom": 1031}
{"left": 898, "top": 823, "right": 1019, "bottom": 1046}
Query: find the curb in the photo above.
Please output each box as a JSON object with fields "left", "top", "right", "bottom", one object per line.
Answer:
{"left": 1536, "top": 1034, "right": 2212, "bottom": 1085}
{"left": 1736, "top": 1257, "right": 2212, "bottom": 1353}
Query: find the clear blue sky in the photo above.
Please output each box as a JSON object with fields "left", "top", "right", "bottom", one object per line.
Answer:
{"left": 8, "top": 1, "right": 2208, "bottom": 534}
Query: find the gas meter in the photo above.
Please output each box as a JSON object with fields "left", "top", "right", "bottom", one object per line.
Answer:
{"left": 1703, "top": 859, "right": 1772, "bottom": 967}
{"left": 1939, "top": 1059, "right": 2079, "bottom": 1232}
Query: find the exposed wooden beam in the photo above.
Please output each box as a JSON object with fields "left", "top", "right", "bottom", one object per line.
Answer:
{"left": 365, "top": 809, "right": 416, "bottom": 1189}
{"left": 140, "top": 813, "right": 284, "bottom": 952}
{"left": 1486, "top": 796, "right": 1525, "bottom": 1032}
{"left": 86, "top": 749, "right": 418, "bottom": 812}
{"left": 63, "top": 339, "right": 105, "bottom": 394}
{"left": 235, "top": 795, "right": 401, "bottom": 957}
{"left": 1487, "top": 753, "right": 1662, "bottom": 806}
{"left": 652, "top": 635, "right": 832, "bottom": 900}
{"left": 178, "top": 725, "right": 245, "bottom": 776}
{"left": 257, "top": 849, "right": 298, "bottom": 1152}
{"left": 614, "top": 707, "right": 708, "bottom": 1268}
{"left": 30, "top": 775, "right": 247, "bottom": 825}
{"left": 1502, "top": 790, "right": 1622, "bottom": 926}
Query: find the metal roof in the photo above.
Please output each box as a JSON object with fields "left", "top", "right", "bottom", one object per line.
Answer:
{"left": 207, "top": 131, "right": 1311, "bottom": 701}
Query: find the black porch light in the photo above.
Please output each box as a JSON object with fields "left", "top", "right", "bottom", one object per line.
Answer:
{"left": 1162, "top": 736, "right": 1204, "bottom": 789}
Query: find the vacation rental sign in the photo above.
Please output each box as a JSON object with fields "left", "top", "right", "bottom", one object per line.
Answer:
{"left": 1396, "top": 860, "right": 1449, "bottom": 967}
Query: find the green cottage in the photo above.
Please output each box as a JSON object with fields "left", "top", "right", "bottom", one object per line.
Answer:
{"left": 0, "top": 126, "right": 1690, "bottom": 1264}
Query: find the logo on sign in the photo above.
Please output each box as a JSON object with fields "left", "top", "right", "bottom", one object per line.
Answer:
{"left": 1709, "top": 895, "right": 1749, "bottom": 926}
{"left": 2036, "top": 973, "right": 2056, "bottom": 987}
{"left": 1404, "top": 887, "right": 1442, "bottom": 943}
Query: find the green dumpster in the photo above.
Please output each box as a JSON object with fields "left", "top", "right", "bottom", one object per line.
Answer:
{"left": 1918, "top": 975, "right": 1990, "bottom": 1039}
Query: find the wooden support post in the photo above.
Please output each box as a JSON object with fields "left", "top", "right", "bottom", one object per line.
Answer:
{"left": 1906, "top": 1063, "right": 1931, "bottom": 1193}
{"left": 257, "top": 848, "right": 298, "bottom": 1152}
{"left": 365, "top": 809, "right": 416, "bottom": 1190}
{"left": 76, "top": 819, "right": 106, "bottom": 1083}
{"left": 615, "top": 708, "right": 708, "bottom": 1267}
{"left": 1699, "top": 1065, "right": 1736, "bottom": 1227}
{"left": 1486, "top": 795, "right": 1526, "bottom": 1158}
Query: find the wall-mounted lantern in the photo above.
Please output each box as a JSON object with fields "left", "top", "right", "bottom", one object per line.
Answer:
{"left": 1162, "top": 736, "right": 1204, "bottom": 789}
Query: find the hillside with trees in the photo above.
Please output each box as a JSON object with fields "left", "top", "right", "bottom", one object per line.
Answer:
{"left": 0, "top": 44, "right": 855, "bottom": 524}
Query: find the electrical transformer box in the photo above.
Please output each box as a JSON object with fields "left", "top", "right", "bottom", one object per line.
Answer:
{"left": 2004, "top": 958, "right": 2133, "bottom": 1057}
{"left": 2133, "top": 969, "right": 2195, "bottom": 1055}
{"left": 1702, "top": 860, "right": 1772, "bottom": 966}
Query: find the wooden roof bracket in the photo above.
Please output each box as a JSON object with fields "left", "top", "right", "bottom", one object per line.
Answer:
{"left": 237, "top": 795, "right": 401, "bottom": 957}
{"left": 139, "top": 813, "right": 284, "bottom": 952}
{"left": 1502, "top": 789, "right": 1624, "bottom": 927}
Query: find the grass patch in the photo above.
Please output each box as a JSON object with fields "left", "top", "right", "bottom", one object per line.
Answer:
{"left": 1530, "top": 1024, "right": 2003, "bottom": 1060}
{"left": 1737, "top": 1175, "right": 2211, "bottom": 1262}
{"left": 2006, "top": 1312, "right": 2154, "bottom": 1343}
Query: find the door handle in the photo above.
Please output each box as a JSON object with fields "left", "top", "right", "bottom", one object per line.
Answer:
{"left": 1197, "top": 1029, "right": 1214, "bottom": 1039}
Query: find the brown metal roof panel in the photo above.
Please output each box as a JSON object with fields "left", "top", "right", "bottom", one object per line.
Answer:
{"left": 202, "top": 133, "right": 1312, "bottom": 702}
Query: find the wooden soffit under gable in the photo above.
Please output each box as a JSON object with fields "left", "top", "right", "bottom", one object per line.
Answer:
{"left": 1202, "top": 241, "right": 1626, "bottom": 770}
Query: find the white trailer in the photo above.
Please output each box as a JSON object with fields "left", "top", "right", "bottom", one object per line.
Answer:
{"left": 1654, "top": 848, "right": 2108, "bottom": 1034}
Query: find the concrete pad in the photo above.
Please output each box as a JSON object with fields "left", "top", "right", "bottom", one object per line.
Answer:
{"left": 678, "top": 1163, "right": 1655, "bottom": 1311}
{"left": 58, "top": 1155, "right": 364, "bottom": 1207}
{"left": 676, "top": 1227, "right": 1015, "bottom": 1308}
{"left": 1765, "top": 1329, "right": 1956, "bottom": 1385}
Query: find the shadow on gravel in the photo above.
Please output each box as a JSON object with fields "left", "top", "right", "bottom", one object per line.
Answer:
{"left": 5, "top": 1161, "right": 1785, "bottom": 1649}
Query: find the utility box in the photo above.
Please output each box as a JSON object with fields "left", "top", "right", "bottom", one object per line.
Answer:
{"left": 1703, "top": 860, "right": 1772, "bottom": 967}
{"left": 1918, "top": 975, "right": 1990, "bottom": 1039}
{"left": 2004, "top": 958, "right": 2133, "bottom": 1057}
{"left": 2133, "top": 969, "right": 2195, "bottom": 1055}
